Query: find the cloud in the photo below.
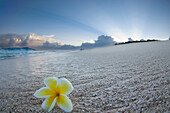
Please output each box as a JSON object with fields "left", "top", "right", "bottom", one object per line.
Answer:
{"left": 41, "top": 41, "right": 79, "bottom": 50}
{"left": 41, "top": 35, "right": 55, "bottom": 38}
{"left": 0, "top": 34, "right": 27, "bottom": 48}
{"left": 0, "top": 33, "right": 55, "bottom": 48}
{"left": 128, "top": 37, "right": 134, "bottom": 42}
{"left": 20, "top": 33, "right": 50, "bottom": 47}
{"left": 0, "top": 33, "right": 116, "bottom": 50}
{"left": 81, "top": 42, "right": 95, "bottom": 49}
{"left": 41, "top": 41, "right": 60, "bottom": 49}
{"left": 81, "top": 35, "right": 116, "bottom": 49}
{"left": 95, "top": 35, "right": 116, "bottom": 46}
{"left": 0, "top": 33, "right": 79, "bottom": 50}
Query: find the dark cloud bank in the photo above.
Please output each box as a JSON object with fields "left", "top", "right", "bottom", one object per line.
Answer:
{"left": 0, "top": 34, "right": 117, "bottom": 50}
{"left": 81, "top": 35, "right": 116, "bottom": 49}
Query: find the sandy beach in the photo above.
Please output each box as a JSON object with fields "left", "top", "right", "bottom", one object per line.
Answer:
{"left": 0, "top": 41, "right": 169, "bottom": 112}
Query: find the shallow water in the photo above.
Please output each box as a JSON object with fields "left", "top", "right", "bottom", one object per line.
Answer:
{"left": 0, "top": 41, "right": 169, "bottom": 112}
{"left": 0, "top": 48, "right": 74, "bottom": 60}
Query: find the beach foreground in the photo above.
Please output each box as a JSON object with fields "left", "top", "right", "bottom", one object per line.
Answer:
{"left": 0, "top": 41, "right": 169, "bottom": 112}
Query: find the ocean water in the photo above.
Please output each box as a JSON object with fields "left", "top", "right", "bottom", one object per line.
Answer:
{"left": 0, "top": 48, "right": 74, "bottom": 59}
{"left": 0, "top": 48, "right": 40, "bottom": 59}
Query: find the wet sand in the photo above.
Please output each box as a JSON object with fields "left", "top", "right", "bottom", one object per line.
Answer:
{"left": 0, "top": 41, "right": 169, "bottom": 112}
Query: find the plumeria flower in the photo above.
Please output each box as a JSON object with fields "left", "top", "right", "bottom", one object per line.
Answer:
{"left": 34, "top": 77, "right": 74, "bottom": 112}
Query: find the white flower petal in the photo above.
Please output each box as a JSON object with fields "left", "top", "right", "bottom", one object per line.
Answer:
{"left": 41, "top": 96, "right": 57, "bottom": 112}
{"left": 44, "top": 77, "right": 58, "bottom": 90}
{"left": 57, "top": 94, "right": 73, "bottom": 112}
{"left": 57, "top": 78, "right": 74, "bottom": 95}
{"left": 34, "top": 87, "right": 54, "bottom": 98}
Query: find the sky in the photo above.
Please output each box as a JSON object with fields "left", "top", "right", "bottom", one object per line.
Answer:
{"left": 0, "top": 0, "right": 170, "bottom": 46}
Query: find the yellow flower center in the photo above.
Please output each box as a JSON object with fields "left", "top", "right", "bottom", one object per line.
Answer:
{"left": 56, "top": 92, "right": 60, "bottom": 97}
